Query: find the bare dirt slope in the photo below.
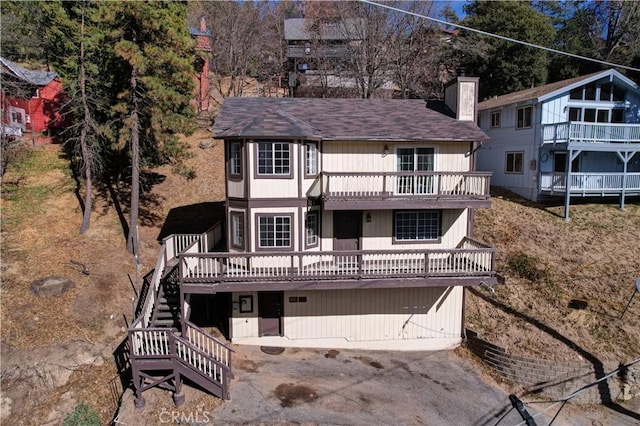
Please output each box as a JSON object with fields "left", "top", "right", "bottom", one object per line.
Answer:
{"left": 467, "top": 188, "right": 640, "bottom": 363}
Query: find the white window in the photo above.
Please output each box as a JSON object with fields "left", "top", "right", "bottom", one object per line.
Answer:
{"left": 395, "top": 211, "right": 440, "bottom": 241}
{"left": 230, "top": 211, "right": 244, "bottom": 249}
{"left": 258, "top": 215, "right": 291, "bottom": 248}
{"left": 396, "top": 147, "right": 435, "bottom": 195}
{"left": 506, "top": 151, "right": 524, "bottom": 174}
{"left": 258, "top": 142, "right": 290, "bottom": 175}
{"left": 230, "top": 142, "right": 242, "bottom": 176}
{"left": 305, "top": 142, "right": 318, "bottom": 176}
{"left": 516, "top": 106, "right": 532, "bottom": 129}
{"left": 490, "top": 111, "right": 501, "bottom": 128}
{"left": 305, "top": 211, "right": 319, "bottom": 247}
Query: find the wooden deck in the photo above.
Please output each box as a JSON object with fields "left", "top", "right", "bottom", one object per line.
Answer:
{"left": 178, "top": 237, "right": 496, "bottom": 291}
{"left": 542, "top": 122, "right": 640, "bottom": 145}
{"left": 540, "top": 172, "right": 640, "bottom": 196}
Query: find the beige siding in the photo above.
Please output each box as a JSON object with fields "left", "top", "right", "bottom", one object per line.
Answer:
{"left": 283, "top": 287, "right": 463, "bottom": 341}
{"left": 248, "top": 141, "right": 300, "bottom": 198}
{"left": 458, "top": 81, "right": 476, "bottom": 121}
{"left": 322, "top": 209, "right": 467, "bottom": 252}
{"left": 323, "top": 141, "right": 471, "bottom": 174}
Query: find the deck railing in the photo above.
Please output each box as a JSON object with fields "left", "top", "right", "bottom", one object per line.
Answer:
{"left": 287, "top": 45, "right": 353, "bottom": 58}
{"left": 540, "top": 172, "right": 640, "bottom": 194}
{"left": 542, "top": 122, "right": 640, "bottom": 145}
{"left": 322, "top": 172, "right": 491, "bottom": 199}
{"left": 179, "top": 237, "right": 495, "bottom": 283}
{"left": 129, "top": 321, "right": 233, "bottom": 383}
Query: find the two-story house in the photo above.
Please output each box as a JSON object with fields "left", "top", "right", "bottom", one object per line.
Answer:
{"left": 476, "top": 69, "right": 640, "bottom": 220}
{"left": 126, "top": 76, "right": 496, "bottom": 407}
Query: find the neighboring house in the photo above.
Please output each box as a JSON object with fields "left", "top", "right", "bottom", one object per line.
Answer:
{"left": 126, "top": 75, "right": 496, "bottom": 407}
{"left": 0, "top": 56, "right": 68, "bottom": 140}
{"left": 476, "top": 69, "right": 640, "bottom": 219}
{"left": 189, "top": 17, "right": 212, "bottom": 112}
{"left": 285, "top": 17, "right": 396, "bottom": 98}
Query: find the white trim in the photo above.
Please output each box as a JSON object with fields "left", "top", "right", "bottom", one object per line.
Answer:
{"left": 232, "top": 335, "right": 462, "bottom": 351}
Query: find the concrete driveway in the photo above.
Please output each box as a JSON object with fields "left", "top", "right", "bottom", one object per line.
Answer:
{"left": 209, "top": 345, "right": 636, "bottom": 426}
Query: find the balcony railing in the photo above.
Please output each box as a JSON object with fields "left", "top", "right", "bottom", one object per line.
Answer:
{"left": 322, "top": 171, "right": 491, "bottom": 200}
{"left": 540, "top": 172, "right": 640, "bottom": 195}
{"left": 287, "top": 45, "right": 354, "bottom": 58}
{"left": 542, "top": 122, "right": 640, "bottom": 145}
{"left": 178, "top": 237, "right": 495, "bottom": 285}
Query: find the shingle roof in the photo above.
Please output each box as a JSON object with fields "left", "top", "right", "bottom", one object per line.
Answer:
{"left": 213, "top": 97, "right": 488, "bottom": 142}
{"left": 0, "top": 56, "right": 58, "bottom": 86}
{"left": 478, "top": 71, "right": 605, "bottom": 110}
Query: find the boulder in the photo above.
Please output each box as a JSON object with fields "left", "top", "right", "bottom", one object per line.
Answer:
{"left": 30, "top": 276, "right": 74, "bottom": 297}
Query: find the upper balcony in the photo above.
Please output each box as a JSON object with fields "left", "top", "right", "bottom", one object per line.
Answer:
{"left": 316, "top": 171, "right": 492, "bottom": 210}
{"left": 542, "top": 122, "right": 640, "bottom": 149}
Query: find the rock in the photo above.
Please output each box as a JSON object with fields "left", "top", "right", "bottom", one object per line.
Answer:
{"left": 199, "top": 140, "right": 215, "bottom": 149}
{"left": 30, "top": 276, "right": 74, "bottom": 297}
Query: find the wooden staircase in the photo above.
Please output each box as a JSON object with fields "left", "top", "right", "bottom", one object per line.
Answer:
{"left": 127, "top": 224, "right": 233, "bottom": 408}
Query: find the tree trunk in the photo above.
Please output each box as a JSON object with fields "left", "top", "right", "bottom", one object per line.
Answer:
{"left": 79, "top": 9, "right": 93, "bottom": 234}
{"left": 126, "top": 65, "right": 140, "bottom": 256}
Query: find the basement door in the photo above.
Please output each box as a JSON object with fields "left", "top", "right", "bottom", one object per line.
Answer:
{"left": 258, "top": 291, "right": 283, "bottom": 336}
{"left": 333, "top": 211, "right": 361, "bottom": 251}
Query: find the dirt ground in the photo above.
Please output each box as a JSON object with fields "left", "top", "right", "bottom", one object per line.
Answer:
{"left": 1, "top": 125, "right": 639, "bottom": 424}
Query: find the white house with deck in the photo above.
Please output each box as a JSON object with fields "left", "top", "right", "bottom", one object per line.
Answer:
{"left": 476, "top": 69, "right": 640, "bottom": 220}
{"left": 125, "top": 76, "right": 496, "bottom": 407}
{"left": 204, "top": 75, "right": 495, "bottom": 351}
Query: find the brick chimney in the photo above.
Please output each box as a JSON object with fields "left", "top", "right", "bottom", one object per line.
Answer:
{"left": 444, "top": 70, "right": 479, "bottom": 121}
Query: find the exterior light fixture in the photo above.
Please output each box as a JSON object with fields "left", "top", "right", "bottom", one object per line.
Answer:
{"left": 366, "top": 213, "right": 372, "bottom": 223}
{"left": 383, "top": 144, "right": 389, "bottom": 155}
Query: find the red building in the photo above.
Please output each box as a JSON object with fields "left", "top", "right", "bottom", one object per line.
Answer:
{"left": 1, "top": 57, "right": 68, "bottom": 141}
{"left": 190, "top": 17, "right": 212, "bottom": 112}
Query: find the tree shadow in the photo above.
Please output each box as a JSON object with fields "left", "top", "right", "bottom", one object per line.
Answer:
{"left": 468, "top": 287, "right": 640, "bottom": 421}
{"left": 157, "top": 201, "right": 226, "bottom": 243}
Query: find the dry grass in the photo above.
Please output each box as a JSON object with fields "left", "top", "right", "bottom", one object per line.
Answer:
{"left": 0, "top": 130, "right": 225, "bottom": 425}
{"left": 468, "top": 187, "right": 640, "bottom": 362}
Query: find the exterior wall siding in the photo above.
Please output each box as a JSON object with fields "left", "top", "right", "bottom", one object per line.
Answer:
{"left": 284, "top": 287, "right": 463, "bottom": 341}
{"left": 229, "top": 287, "right": 463, "bottom": 343}
{"left": 476, "top": 109, "right": 539, "bottom": 200}
{"left": 248, "top": 141, "right": 300, "bottom": 199}
{"left": 322, "top": 140, "right": 471, "bottom": 173}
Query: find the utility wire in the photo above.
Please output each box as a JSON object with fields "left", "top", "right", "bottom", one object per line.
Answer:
{"left": 359, "top": 0, "right": 640, "bottom": 73}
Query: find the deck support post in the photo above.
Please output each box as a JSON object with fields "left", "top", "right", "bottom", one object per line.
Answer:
{"left": 173, "top": 373, "right": 185, "bottom": 406}
{"left": 563, "top": 149, "right": 581, "bottom": 222}
{"left": 132, "top": 365, "right": 146, "bottom": 409}
{"left": 563, "top": 149, "right": 573, "bottom": 222}
{"left": 617, "top": 151, "right": 630, "bottom": 211}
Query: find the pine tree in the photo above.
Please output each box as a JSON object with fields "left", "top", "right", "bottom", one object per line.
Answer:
{"left": 461, "top": 0, "right": 556, "bottom": 99}
{"left": 97, "top": 0, "right": 197, "bottom": 255}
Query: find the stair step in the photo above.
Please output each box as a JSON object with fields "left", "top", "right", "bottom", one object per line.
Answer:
{"left": 155, "top": 319, "right": 178, "bottom": 326}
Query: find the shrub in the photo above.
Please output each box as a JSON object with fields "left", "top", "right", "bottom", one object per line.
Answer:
{"left": 507, "top": 252, "right": 552, "bottom": 283}
{"left": 63, "top": 402, "right": 101, "bottom": 426}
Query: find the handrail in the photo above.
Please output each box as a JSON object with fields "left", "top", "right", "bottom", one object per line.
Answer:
{"left": 542, "top": 121, "right": 640, "bottom": 144}
{"left": 322, "top": 171, "right": 492, "bottom": 199}
{"left": 129, "top": 221, "right": 224, "bottom": 330}
{"left": 179, "top": 243, "right": 496, "bottom": 282}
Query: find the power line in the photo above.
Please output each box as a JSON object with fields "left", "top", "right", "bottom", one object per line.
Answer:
{"left": 360, "top": 0, "right": 640, "bottom": 73}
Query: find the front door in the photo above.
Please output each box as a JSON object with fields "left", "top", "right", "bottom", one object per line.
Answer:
{"left": 333, "top": 211, "right": 361, "bottom": 251}
{"left": 258, "top": 291, "right": 283, "bottom": 336}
